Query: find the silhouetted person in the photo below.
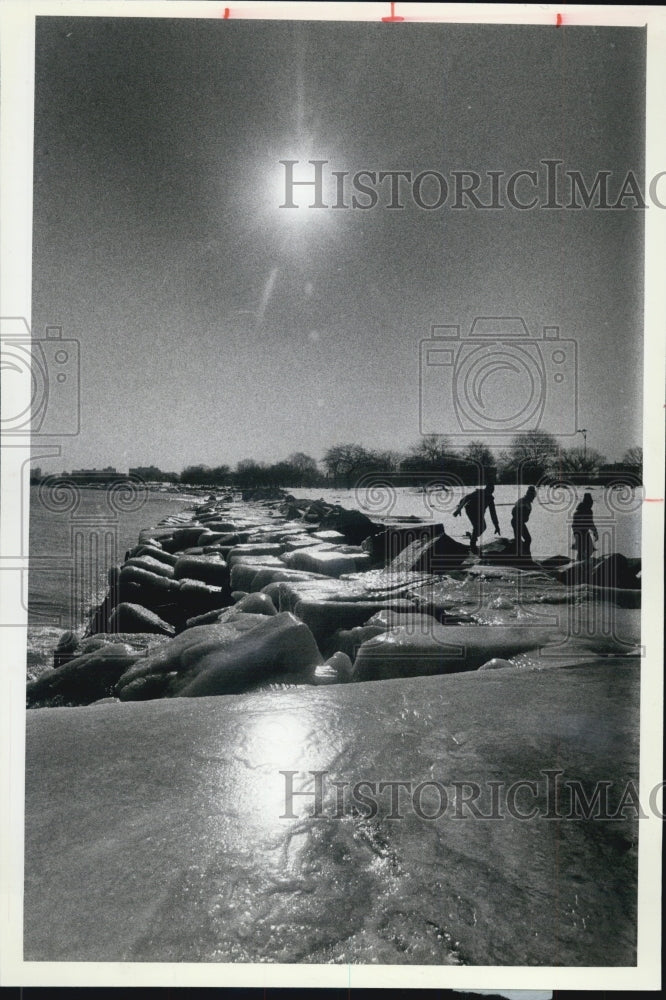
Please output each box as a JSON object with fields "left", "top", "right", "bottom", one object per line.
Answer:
{"left": 572, "top": 491, "right": 598, "bottom": 562}
{"left": 453, "top": 483, "right": 500, "bottom": 554}
{"left": 511, "top": 486, "right": 537, "bottom": 557}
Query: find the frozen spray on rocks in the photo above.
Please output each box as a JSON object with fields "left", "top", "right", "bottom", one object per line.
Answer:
{"left": 27, "top": 487, "right": 640, "bottom": 707}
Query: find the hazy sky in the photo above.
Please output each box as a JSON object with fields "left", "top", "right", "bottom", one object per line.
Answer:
{"left": 32, "top": 17, "right": 645, "bottom": 472}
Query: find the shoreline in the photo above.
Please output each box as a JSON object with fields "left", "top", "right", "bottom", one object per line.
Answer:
{"left": 26, "top": 487, "right": 196, "bottom": 671}
{"left": 27, "top": 487, "right": 641, "bottom": 708}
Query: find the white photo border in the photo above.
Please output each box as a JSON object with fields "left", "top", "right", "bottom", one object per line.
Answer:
{"left": 1, "top": 1, "right": 664, "bottom": 989}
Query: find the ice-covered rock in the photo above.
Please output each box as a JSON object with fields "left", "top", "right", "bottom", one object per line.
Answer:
{"left": 280, "top": 546, "right": 372, "bottom": 578}
{"left": 122, "top": 555, "right": 175, "bottom": 579}
{"left": 173, "top": 554, "right": 230, "bottom": 589}
{"left": 106, "top": 603, "right": 175, "bottom": 636}
{"left": 313, "top": 650, "right": 354, "bottom": 685}
{"left": 185, "top": 591, "right": 277, "bottom": 628}
{"left": 363, "top": 523, "right": 445, "bottom": 566}
{"left": 317, "top": 506, "right": 381, "bottom": 545}
{"left": 229, "top": 557, "right": 289, "bottom": 593}
{"left": 115, "top": 613, "right": 322, "bottom": 699}
{"left": 478, "top": 657, "right": 516, "bottom": 671}
{"left": 590, "top": 553, "right": 641, "bottom": 591}
{"left": 227, "top": 543, "right": 284, "bottom": 565}
{"left": 353, "top": 623, "right": 560, "bottom": 681}
{"left": 126, "top": 545, "right": 177, "bottom": 566}
{"left": 292, "top": 598, "right": 415, "bottom": 644}
{"left": 324, "top": 624, "right": 387, "bottom": 661}
{"left": 28, "top": 644, "right": 142, "bottom": 707}
{"left": 387, "top": 531, "right": 469, "bottom": 575}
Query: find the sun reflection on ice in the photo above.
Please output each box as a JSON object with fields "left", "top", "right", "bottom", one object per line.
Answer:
{"left": 228, "top": 707, "right": 326, "bottom": 841}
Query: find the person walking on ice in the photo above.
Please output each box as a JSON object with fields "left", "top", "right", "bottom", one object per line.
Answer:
{"left": 511, "top": 485, "right": 537, "bottom": 558}
{"left": 453, "top": 483, "right": 500, "bottom": 554}
{"left": 572, "top": 491, "right": 598, "bottom": 562}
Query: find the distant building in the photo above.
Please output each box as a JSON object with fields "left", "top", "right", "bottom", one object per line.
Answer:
{"left": 596, "top": 462, "right": 642, "bottom": 486}
{"left": 71, "top": 466, "right": 118, "bottom": 475}
{"left": 68, "top": 466, "right": 128, "bottom": 483}
{"left": 129, "top": 466, "right": 179, "bottom": 483}
{"left": 543, "top": 463, "right": 642, "bottom": 487}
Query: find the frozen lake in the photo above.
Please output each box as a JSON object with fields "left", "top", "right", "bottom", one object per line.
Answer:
{"left": 289, "top": 484, "right": 642, "bottom": 561}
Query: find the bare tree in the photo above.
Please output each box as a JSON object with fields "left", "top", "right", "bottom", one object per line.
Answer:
{"left": 371, "top": 449, "right": 403, "bottom": 472}
{"left": 462, "top": 440, "right": 494, "bottom": 465}
{"left": 322, "top": 443, "right": 374, "bottom": 487}
{"left": 554, "top": 446, "right": 606, "bottom": 474}
{"left": 461, "top": 440, "right": 495, "bottom": 481}
{"left": 235, "top": 459, "right": 268, "bottom": 489}
{"left": 622, "top": 446, "right": 643, "bottom": 468}
{"left": 501, "top": 430, "right": 560, "bottom": 483}
{"left": 180, "top": 464, "right": 212, "bottom": 485}
{"left": 407, "top": 434, "right": 451, "bottom": 465}
{"left": 287, "top": 452, "right": 318, "bottom": 475}
{"left": 283, "top": 451, "right": 321, "bottom": 486}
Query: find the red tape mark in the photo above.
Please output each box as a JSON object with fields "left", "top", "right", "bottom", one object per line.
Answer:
{"left": 223, "top": 7, "right": 230, "bottom": 17}
{"left": 382, "top": 2, "right": 404, "bottom": 22}
{"left": 556, "top": 12, "right": 563, "bottom": 25}
{"left": 644, "top": 498, "right": 664, "bottom": 502}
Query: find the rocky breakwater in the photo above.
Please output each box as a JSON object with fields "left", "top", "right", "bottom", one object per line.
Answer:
{"left": 24, "top": 488, "right": 642, "bottom": 966}
{"left": 28, "top": 489, "right": 639, "bottom": 708}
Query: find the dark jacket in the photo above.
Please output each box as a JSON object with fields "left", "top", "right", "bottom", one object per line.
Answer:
{"left": 455, "top": 489, "right": 499, "bottom": 531}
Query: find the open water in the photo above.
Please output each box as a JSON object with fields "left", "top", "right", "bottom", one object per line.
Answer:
{"left": 26, "top": 484, "right": 192, "bottom": 675}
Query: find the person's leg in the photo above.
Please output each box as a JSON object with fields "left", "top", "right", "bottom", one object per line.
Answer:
{"left": 471, "top": 517, "right": 486, "bottom": 554}
{"left": 512, "top": 513, "right": 523, "bottom": 553}
{"left": 522, "top": 524, "right": 531, "bottom": 555}
{"left": 469, "top": 515, "right": 480, "bottom": 553}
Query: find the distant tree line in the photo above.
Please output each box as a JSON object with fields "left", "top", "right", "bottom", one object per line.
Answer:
{"left": 30, "top": 437, "right": 642, "bottom": 490}
{"left": 180, "top": 452, "right": 324, "bottom": 489}
{"left": 175, "top": 435, "right": 643, "bottom": 489}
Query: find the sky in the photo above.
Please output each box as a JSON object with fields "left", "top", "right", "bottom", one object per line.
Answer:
{"left": 31, "top": 16, "right": 646, "bottom": 473}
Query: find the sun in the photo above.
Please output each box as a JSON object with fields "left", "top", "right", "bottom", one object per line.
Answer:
{"left": 271, "top": 154, "right": 338, "bottom": 227}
